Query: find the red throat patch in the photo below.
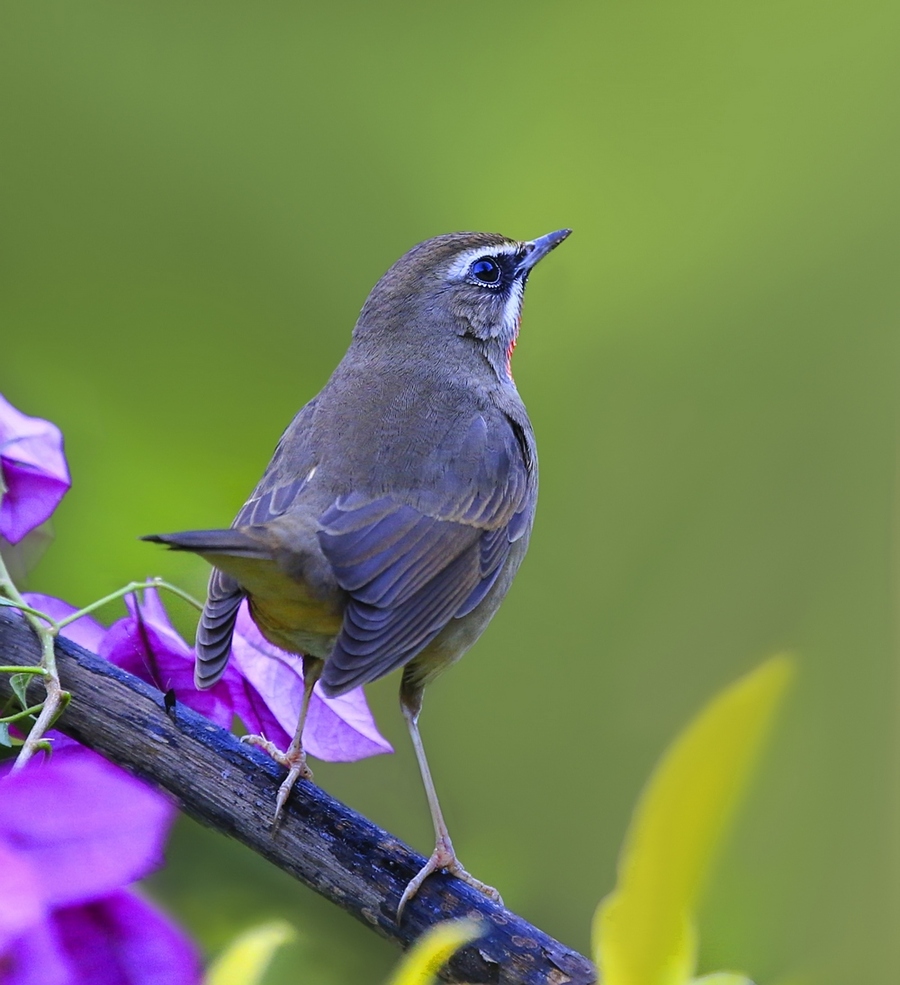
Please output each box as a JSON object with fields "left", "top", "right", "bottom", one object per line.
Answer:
{"left": 505, "top": 318, "right": 521, "bottom": 379}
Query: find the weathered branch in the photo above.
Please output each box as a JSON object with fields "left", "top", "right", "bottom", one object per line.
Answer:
{"left": 0, "top": 610, "right": 596, "bottom": 985}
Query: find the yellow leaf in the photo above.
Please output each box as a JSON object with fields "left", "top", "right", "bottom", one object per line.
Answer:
{"left": 204, "top": 921, "right": 295, "bottom": 985}
{"left": 593, "top": 655, "right": 793, "bottom": 985}
{"left": 386, "top": 918, "right": 483, "bottom": 985}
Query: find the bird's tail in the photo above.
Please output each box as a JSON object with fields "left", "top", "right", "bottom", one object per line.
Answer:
{"left": 141, "top": 528, "right": 271, "bottom": 558}
{"left": 142, "top": 528, "right": 270, "bottom": 689}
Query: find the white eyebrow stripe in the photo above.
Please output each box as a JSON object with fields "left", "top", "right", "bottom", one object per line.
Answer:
{"left": 445, "top": 243, "right": 521, "bottom": 280}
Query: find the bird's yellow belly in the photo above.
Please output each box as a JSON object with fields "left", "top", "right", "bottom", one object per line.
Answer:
{"left": 248, "top": 592, "right": 342, "bottom": 659}
{"left": 203, "top": 552, "right": 343, "bottom": 659}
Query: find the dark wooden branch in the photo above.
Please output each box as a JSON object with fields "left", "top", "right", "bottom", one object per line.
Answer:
{"left": 0, "top": 610, "right": 596, "bottom": 985}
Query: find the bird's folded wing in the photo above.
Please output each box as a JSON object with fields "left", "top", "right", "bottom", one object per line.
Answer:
{"left": 317, "top": 415, "right": 534, "bottom": 694}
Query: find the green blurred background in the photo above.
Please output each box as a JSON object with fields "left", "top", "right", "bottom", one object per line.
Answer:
{"left": 3, "top": 1, "right": 899, "bottom": 981}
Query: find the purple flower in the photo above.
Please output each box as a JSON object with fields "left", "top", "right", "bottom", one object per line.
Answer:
{"left": 0, "top": 395, "right": 70, "bottom": 545}
{"left": 230, "top": 604, "right": 392, "bottom": 761}
{"left": 17, "top": 595, "right": 113, "bottom": 757}
{"left": 99, "top": 589, "right": 235, "bottom": 729}
{"left": 7, "top": 890, "right": 200, "bottom": 985}
{"left": 22, "top": 594, "right": 106, "bottom": 654}
{"left": 0, "top": 749, "right": 201, "bottom": 985}
{"left": 101, "top": 588, "right": 392, "bottom": 761}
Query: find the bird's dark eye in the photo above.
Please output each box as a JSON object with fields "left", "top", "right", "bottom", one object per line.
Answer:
{"left": 470, "top": 257, "right": 502, "bottom": 285}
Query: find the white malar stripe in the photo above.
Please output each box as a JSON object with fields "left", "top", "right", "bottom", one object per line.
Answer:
{"left": 498, "top": 277, "right": 524, "bottom": 339}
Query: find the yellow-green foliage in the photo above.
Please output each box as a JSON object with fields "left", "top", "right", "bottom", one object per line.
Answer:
{"left": 206, "top": 658, "right": 791, "bottom": 985}
{"left": 204, "top": 921, "right": 295, "bottom": 985}
{"left": 385, "top": 919, "right": 483, "bottom": 985}
{"left": 593, "top": 657, "right": 793, "bottom": 985}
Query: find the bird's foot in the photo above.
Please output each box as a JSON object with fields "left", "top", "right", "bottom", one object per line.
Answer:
{"left": 397, "top": 835, "right": 502, "bottom": 921}
{"left": 241, "top": 733, "right": 313, "bottom": 825}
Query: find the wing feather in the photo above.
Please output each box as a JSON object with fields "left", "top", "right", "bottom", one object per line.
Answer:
{"left": 195, "top": 568, "right": 244, "bottom": 688}
{"left": 318, "top": 413, "right": 535, "bottom": 694}
{"left": 325, "top": 547, "right": 480, "bottom": 689}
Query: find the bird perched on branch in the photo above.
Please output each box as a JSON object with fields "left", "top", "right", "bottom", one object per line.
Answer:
{"left": 144, "top": 227, "right": 571, "bottom": 917}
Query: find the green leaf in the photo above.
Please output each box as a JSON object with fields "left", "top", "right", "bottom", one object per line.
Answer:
{"left": 386, "top": 919, "right": 483, "bottom": 985}
{"left": 204, "top": 921, "right": 295, "bottom": 985}
{"left": 9, "top": 673, "right": 31, "bottom": 709}
{"left": 0, "top": 722, "right": 10, "bottom": 747}
{"left": 593, "top": 655, "right": 794, "bottom": 985}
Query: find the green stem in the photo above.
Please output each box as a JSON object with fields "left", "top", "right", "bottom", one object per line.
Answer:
{"left": 0, "top": 559, "right": 56, "bottom": 640}
{"left": 55, "top": 577, "right": 203, "bottom": 628}
{"left": 0, "top": 703, "right": 46, "bottom": 724}
{"left": 0, "top": 486, "right": 65, "bottom": 773}
{"left": 0, "top": 545, "right": 59, "bottom": 673}
{"left": 0, "top": 478, "right": 202, "bottom": 772}
{"left": 0, "top": 598, "right": 62, "bottom": 624}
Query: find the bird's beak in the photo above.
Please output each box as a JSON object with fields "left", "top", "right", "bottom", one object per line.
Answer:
{"left": 517, "top": 228, "right": 572, "bottom": 275}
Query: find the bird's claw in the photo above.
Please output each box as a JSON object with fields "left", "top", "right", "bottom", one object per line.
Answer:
{"left": 396, "top": 837, "right": 502, "bottom": 922}
{"left": 241, "top": 733, "right": 313, "bottom": 825}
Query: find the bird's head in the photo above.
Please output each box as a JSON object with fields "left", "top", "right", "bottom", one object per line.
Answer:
{"left": 354, "top": 229, "right": 571, "bottom": 381}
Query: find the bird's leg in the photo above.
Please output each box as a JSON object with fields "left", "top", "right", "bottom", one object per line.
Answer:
{"left": 396, "top": 680, "right": 502, "bottom": 921}
{"left": 242, "top": 655, "right": 322, "bottom": 825}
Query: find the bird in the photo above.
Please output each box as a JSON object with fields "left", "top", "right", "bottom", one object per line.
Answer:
{"left": 144, "top": 228, "right": 571, "bottom": 917}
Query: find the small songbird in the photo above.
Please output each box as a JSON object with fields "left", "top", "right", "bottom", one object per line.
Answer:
{"left": 144, "top": 228, "right": 570, "bottom": 916}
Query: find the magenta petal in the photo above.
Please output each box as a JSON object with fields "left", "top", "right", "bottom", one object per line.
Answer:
{"left": 3, "top": 891, "right": 201, "bottom": 985}
{"left": 224, "top": 657, "right": 295, "bottom": 751}
{"left": 55, "top": 891, "right": 201, "bottom": 985}
{"left": 0, "top": 395, "right": 70, "bottom": 545}
{"left": 0, "top": 465, "right": 70, "bottom": 545}
{"left": 100, "top": 589, "right": 233, "bottom": 728}
{"left": 0, "top": 916, "right": 71, "bottom": 985}
{"left": 230, "top": 603, "right": 392, "bottom": 761}
{"left": 0, "top": 752, "right": 174, "bottom": 909}
{"left": 305, "top": 684, "right": 393, "bottom": 761}
{"left": 22, "top": 593, "right": 106, "bottom": 654}
{"left": 129, "top": 587, "right": 170, "bottom": 631}
{"left": 0, "top": 842, "right": 43, "bottom": 952}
